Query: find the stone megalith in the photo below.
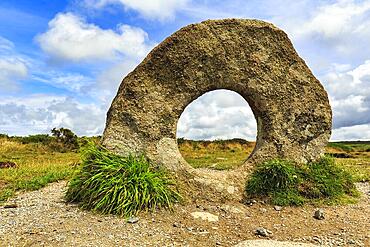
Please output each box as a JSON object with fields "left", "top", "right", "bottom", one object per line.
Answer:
{"left": 102, "top": 19, "right": 332, "bottom": 176}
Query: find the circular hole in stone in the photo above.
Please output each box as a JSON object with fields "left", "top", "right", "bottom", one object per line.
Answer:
{"left": 176, "top": 89, "right": 257, "bottom": 170}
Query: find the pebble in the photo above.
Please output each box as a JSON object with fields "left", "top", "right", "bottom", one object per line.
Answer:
{"left": 190, "top": 212, "right": 219, "bottom": 222}
{"left": 255, "top": 227, "right": 272, "bottom": 237}
{"left": 274, "top": 206, "right": 282, "bottom": 211}
{"left": 127, "top": 216, "right": 139, "bottom": 224}
{"left": 259, "top": 208, "right": 267, "bottom": 213}
{"left": 347, "top": 239, "right": 356, "bottom": 244}
{"left": 244, "top": 199, "right": 257, "bottom": 206}
{"left": 313, "top": 209, "right": 325, "bottom": 220}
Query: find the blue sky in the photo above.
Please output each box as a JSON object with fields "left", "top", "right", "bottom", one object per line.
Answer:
{"left": 1, "top": 0, "right": 370, "bottom": 140}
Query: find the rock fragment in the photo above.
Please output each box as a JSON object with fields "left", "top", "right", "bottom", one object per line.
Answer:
{"left": 313, "top": 209, "right": 325, "bottom": 220}
{"left": 127, "top": 216, "right": 139, "bottom": 224}
{"left": 255, "top": 227, "right": 272, "bottom": 237}
{"left": 191, "top": 212, "right": 219, "bottom": 222}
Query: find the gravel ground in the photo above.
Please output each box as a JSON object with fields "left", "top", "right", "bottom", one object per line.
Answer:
{"left": 0, "top": 182, "right": 369, "bottom": 247}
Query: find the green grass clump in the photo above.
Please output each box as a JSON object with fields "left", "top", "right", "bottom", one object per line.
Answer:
{"left": 65, "top": 144, "right": 181, "bottom": 216}
{"left": 245, "top": 157, "right": 358, "bottom": 206}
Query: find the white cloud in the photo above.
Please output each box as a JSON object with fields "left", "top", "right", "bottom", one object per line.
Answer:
{"left": 0, "top": 59, "right": 28, "bottom": 91}
{"left": 331, "top": 124, "right": 370, "bottom": 141}
{"left": 36, "top": 12, "right": 151, "bottom": 62}
{"left": 32, "top": 71, "right": 94, "bottom": 93}
{"left": 0, "top": 37, "right": 28, "bottom": 92}
{"left": 84, "top": 0, "right": 189, "bottom": 21}
{"left": 0, "top": 36, "right": 15, "bottom": 52}
{"left": 289, "top": 0, "right": 370, "bottom": 57}
{"left": 177, "top": 90, "right": 257, "bottom": 140}
{"left": 0, "top": 95, "right": 105, "bottom": 136}
{"left": 297, "top": 0, "right": 370, "bottom": 39}
{"left": 323, "top": 60, "right": 370, "bottom": 131}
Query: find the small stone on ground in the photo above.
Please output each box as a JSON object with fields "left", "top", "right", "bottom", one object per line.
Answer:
{"left": 127, "top": 216, "right": 139, "bottom": 224}
{"left": 313, "top": 209, "right": 325, "bottom": 220}
{"left": 190, "top": 212, "right": 219, "bottom": 222}
{"left": 255, "top": 227, "right": 271, "bottom": 237}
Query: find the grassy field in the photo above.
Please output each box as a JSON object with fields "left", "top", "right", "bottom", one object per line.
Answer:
{"left": 326, "top": 142, "right": 370, "bottom": 183}
{"left": 0, "top": 137, "right": 369, "bottom": 203}
{"left": 178, "top": 138, "right": 255, "bottom": 170}
{"left": 0, "top": 137, "right": 79, "bottom": 202}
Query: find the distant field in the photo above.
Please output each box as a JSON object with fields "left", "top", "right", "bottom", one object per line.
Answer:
{"left": 325, "top": 141, "right": 370, "bottom": 183}
{"left": 178, "top": 138, "right": 255, "bottom": 170}
{"left": 0, "top": 137, "right": 369, "bottom": 203}
{"left": 179, "top": 139, "right": 370, "bottom": 182}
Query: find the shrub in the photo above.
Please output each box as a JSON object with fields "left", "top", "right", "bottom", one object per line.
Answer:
{"left": 65, "top": 144, "right": 181, "bottom": 216}
{"left": 16, "top": 134, "right": 53, "bottom": 145}
{"left": 0, "top": 133, "right": 9, "bottom": 139}
{"left": 245, "top": 157, "right": 357, "bottom": 206}
{"left": 50, "top": 128, "right": 79, "bottom": 151}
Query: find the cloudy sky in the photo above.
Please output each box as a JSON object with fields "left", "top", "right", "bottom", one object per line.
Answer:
{"left": 0, "top": 0, "right": 370, "bottom": 141}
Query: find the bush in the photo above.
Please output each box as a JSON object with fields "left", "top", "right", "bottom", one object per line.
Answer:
{"left": 16, "top": 134, "right": 53, "bottom": 145}
{"left": 50, "top": 128, "right": 79, "bottom": 152}
{"left": 0, "top": 133, "right": 9, "bottom": 139}
{"left": 245, "top": 157, "right": 357, "bottom": 206}
{"left": 65, "top": 144, "right": 181, "bottom": 216}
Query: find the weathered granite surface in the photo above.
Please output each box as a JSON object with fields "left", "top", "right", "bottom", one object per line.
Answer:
{"left": 102, "top": 19, "right": 332, "bottom": 178}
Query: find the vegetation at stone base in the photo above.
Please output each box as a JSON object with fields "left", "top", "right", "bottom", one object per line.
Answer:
{"left": 178, "top": 138, "right": 255, "bottom": 170}
{"left": 245, "top": 157, "right": 359, "bottom": 206}
{"left": 0, "top": 136, "right": 80, "bottom": 203}
{"left": 65, "top": 144, "right": 181, "bottom": 217}
{"left": 0, "top": 133, "right": 369, "bottom": 205}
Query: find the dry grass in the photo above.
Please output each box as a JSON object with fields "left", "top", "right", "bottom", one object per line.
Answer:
{"left": 0, "top": 137, "right": 80, "bottom": 203}
{"left": 1, "top": 137, "right": 369, "bottom": 203}
{"left": 179, "top": 140, "right": 370, "bottom": 181}
{"left": 178, "top": 139, "right": 255, "bottom": 170}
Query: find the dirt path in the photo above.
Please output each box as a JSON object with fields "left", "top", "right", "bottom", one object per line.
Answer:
{"left": 0, "top": 182, "right": 369, "bottom": 247}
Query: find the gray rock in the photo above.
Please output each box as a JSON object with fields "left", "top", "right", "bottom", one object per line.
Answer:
{"left": 313, "top": 209, "right": 325, "bottom": 220}
{"left": 102, "top": 19, "right": 332, "bottom": 175}
{"left": 255, "top": 227, "right": 271, "bottom": 237}
{"left": 127, "top": 216, "right": 139, "bottom": 224}
{"left": 274, "top": 206, "right": 282, "bottom": 211}
{"left": 102, "top": 19, "right": 332, "bottom": 200}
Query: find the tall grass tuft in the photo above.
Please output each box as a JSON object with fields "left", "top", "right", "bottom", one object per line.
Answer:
{"left": 245, "top": 157, "right": 358, "bottom": 206}
{"left": 65, "top": 144, "right": 181, "bottom": 216}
